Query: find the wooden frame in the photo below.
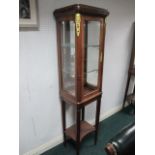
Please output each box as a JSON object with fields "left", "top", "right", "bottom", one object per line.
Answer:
{"left": 54, "top": 4, "right": 109, "bottom": 155}
{"left": 81, "top": 16, "right": 105, "bottom": 101}
{"left": 19, "top": 0, "right": 38, "bottom": 27}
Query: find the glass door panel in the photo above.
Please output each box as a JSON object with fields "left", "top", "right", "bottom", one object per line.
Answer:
{"left": 61, "top": 21, "right": 75, "bottom": 96}
{"left": 83, "top": 21, "right": 100, "bottom": 95}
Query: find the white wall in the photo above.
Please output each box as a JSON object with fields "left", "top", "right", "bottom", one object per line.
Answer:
{"left": 19, "top": 0, "right": 135, "bottom": 154}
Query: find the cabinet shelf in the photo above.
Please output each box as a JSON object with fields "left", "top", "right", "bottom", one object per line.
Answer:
{"left": 65, "top": 121, "right": 95, "bottom": 142}
{"left": 63, "top": 69, "right": 98, "bottom": 75}
{"left": 86, "top": 69, "right": 98, "bottom": 74}
{"left": 64, "top": 84, "right": 97, "bottom": 96}
{"left": 86, "top": 45, "right": 99, "bottom": 47}
{"left": 62, "top": 44, "right": 75, "bottom": 48}
{"left": 61, "top": 44, "right": 99, "bottom": 48}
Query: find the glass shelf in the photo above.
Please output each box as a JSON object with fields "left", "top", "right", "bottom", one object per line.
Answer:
{"left": 63, "top": 69, "right": 98, "bottom": 75}
{"left": 61, "top": 44, "right": 99, "bottom": 48}
{"left": 85, "top": 45, "right": 99, "bottom": 47}
{"left": 61, "top": 44, "right": 75, "bottom": 48}
{"left": 86, "top": 69, "right": 98, "bottom": 73}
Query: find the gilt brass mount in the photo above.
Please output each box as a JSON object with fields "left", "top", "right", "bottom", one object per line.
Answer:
{"left": 75, "top": 13, "right": 81, "bottom": 37}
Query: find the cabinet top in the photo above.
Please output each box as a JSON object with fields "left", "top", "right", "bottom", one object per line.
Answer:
{"left": 53, "top": 4, "right": 109, "bottom": 18}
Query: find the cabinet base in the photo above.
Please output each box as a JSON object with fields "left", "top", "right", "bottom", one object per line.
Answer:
{"left": 65, "top": 121, "right": 95, "bottom": 142}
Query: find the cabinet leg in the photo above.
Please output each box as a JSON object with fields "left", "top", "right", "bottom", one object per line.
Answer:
{"left": 81, "top": 107, "right": 85, "bottom": 121}
{"left": 76, "top": 142, "right": 80, "bottom": 155}
{"left": 61, "top": 100, "right": 66, "bottom": 146}
{"left": 76, "top": 106, "right": 81, "bottom": 155}
{"left": 95, "top": 98, "right": 101, "bottom": 145}
{"left": 122, "top": 74, "right": 131, "bottom": 108}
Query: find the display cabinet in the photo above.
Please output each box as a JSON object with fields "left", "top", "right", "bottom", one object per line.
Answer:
{"left": 54, "top": 4, "right": 109, "bottom": 155}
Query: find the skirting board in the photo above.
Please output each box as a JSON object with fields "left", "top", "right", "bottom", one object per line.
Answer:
{"left": 23, "top": 104, "right": 122, "bottom": 155}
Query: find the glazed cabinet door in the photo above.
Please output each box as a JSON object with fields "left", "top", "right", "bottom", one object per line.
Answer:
{"left": 82, "top": 17, "right": 104, "bottom": 98}
{"left": 58, "top": 19, "right": 76, "bottom": 98}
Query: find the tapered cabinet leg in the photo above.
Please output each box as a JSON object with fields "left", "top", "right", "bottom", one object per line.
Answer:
{"left": 81, "top": 107, "right": 85, "bottom": 121}
{"left": 61, "top": 100, "right": 66, "bottom": 146}
{"left": 76, "top": 106, "right": 81, "bottom": 155}
{"left": 122, "top": 74, "right": 131, "bottom": 108}
{"left": 95, "top": 98, "right": 101, "bottom": 145}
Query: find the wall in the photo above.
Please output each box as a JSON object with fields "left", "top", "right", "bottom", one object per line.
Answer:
{"left": 19, "top": 0, "right": 135, "bottom": 154}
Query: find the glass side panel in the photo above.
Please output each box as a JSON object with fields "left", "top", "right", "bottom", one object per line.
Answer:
{"left": 83, "top": 21, "right": 100, "bottom": 95}
{"left": 61, "top": 21, "right": 75, "bottom": 96}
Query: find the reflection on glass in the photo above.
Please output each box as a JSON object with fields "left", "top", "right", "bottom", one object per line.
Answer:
{"left": 83, "top": 21, "right": 100, "bottom": 95}
{"left": 61, "top": 21, "right": 75, "bottom": 96}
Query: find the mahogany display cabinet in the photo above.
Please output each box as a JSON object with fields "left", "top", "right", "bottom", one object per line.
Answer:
{"left": 54, "top": 4, "right": 109, "bottom": 155}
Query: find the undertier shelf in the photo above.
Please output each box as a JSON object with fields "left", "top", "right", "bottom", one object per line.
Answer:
{"left": 65, "top": 121, "right": 95, "bottom": 142}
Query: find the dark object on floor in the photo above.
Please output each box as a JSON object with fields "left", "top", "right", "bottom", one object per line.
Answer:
{"left": 105, "top": 122, "right": 135, "bottom": 155}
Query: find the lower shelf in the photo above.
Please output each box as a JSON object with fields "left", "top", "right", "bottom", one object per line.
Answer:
{"left": 65, "top": 121, "right": 95, "bottom": 142}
